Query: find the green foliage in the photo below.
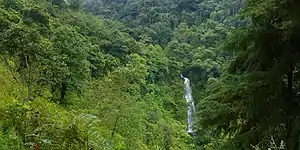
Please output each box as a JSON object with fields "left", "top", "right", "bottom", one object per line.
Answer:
{"left": 0, "top": 0, "right": 246, "bottom": 149}
{"left": 197, "top": 0, "right": 300, "bottom": 149}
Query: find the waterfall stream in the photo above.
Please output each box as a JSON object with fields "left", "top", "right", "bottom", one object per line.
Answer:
{"left": 181, "top": 74, "right": 196, "bottom": 134}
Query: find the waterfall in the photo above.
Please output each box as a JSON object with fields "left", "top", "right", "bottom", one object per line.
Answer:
{"left": 181, "top": 74, "right": 196, "bottom": 134}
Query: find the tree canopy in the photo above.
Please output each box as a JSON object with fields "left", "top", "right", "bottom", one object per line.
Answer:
{"left": 1, "top": 0, "right": 300, "bottom": 149}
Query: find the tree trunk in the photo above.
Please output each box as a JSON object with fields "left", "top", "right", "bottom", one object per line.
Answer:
{"left": 60, "top": 81, "right": 67, "bottom": 104}
{"left": 111, "top": 116, "right": 119, "bottom": 138}
{"left": 34, "top": 141, "right": 41, "bottom": 150}
{"left": 287, "top": 64, "right": 297, "bottom": 150}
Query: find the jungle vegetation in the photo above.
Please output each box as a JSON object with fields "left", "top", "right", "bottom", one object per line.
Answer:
{"left": 0, "top": 0, "right": 300, "bottom": 149}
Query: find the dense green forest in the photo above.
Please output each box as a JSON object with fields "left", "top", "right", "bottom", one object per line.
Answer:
{"left": 0, "top": 0, "right": 300, "bottom": 149}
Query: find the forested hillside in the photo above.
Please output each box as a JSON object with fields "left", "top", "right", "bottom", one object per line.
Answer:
{"left": 1, "top": 0, "right": 300, "bottom": 149}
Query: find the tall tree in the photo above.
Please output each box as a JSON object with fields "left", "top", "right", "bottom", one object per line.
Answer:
{"left": 198, "top": 0, "right": 300, "bottom": 149}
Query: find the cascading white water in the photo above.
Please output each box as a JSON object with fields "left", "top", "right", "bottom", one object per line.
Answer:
{"left": 181, "top": 74, "right": 196, "bottom": 134}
